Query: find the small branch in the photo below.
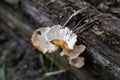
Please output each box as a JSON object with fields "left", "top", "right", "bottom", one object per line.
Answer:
{"left": 44, "top": 69, "right": 66, "bottom": 77}
{"left": 62, "top": 7, "right": 88, "bottom": 28}
{"left": 74, "top": 14, "right": 102, "bottom": 34}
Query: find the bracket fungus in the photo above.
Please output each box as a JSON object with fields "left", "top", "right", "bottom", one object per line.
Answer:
{"left": 31, "top": 25, "right": 86, "bottom": 68}
{"left": 69, "top": 57, "right": 85, "bottom": 68}
{"left": 31, "top": 27, "right": 59, "bottom": 53}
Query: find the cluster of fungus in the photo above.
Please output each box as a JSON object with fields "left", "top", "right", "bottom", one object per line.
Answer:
{"left": 31, "top": 25, "right": 86, "bottom": 68}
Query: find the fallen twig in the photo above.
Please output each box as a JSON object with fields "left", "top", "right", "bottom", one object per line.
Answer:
{"left": 62, "top": 7, "right": 88, "bottom": 28}
{"left": 44, "top": 69, "right": 66, "bottom": 77}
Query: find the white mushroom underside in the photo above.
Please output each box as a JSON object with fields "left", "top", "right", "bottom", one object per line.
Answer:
{"left": 35, "top": 33, "right": 58, "bottom": 53}
{"left": 31, "top": 25, "right": 77, "bottom": 53}
{"left": 32, "top": 27, "right": 58, "bottom": 53}
{"left": 47, "top": 25, "right": 77, "bottom": 50}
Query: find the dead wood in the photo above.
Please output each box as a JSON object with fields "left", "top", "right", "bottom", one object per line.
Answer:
{"left": 0, "top": 0, "right": 120, "bottom": 80}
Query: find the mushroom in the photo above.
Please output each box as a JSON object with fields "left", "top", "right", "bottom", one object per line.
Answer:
{"left": 31, "top": 25, "right": 86, "bottom": 68}
{"left": 31, "top": 25, "right": 77, "bottom": 53}
{"left": 68, "top": 57, "right": 85, "bottom": 68}
{"left": 31, "top": 27, "right": 59, "bottom": 54}
{"left": 60, "top": 44, "right": 86, "bottom": 68}
{"left": 47, "top": 25, "right": 77, "bottom": 50}
{"left": 60, "top": 44, "right": 86, "bottom": 59}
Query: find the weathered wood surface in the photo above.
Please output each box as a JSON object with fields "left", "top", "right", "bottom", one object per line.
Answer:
{"left": 0, "top": 0, "right": 120, "bottom": 80}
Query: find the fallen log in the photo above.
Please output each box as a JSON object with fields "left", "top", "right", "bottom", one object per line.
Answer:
{"left": 0, "top": 0, "right": 120, "bottom": 80}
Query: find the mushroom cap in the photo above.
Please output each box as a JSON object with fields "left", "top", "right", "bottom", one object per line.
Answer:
{"left": 68, "top": 57, "right": 85, "bottom": 68}
{"left": 47, "top": 25, "right": 77, "bottom": 50}
{"left": 31, "top": 25, "right": 77, "bottom": 54}
{"left": 31, "top": 27, "right": 59, "bottom": 54}
{"left": 60, "top": 44, "right": 86, "bottom": 59}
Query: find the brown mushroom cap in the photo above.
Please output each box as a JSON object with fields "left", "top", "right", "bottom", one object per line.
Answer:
{"left": 60, "top": 44, "right": 86, "bottom": 59}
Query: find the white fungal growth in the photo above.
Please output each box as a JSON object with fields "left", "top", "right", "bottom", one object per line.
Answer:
{"left": 31, "top": 25, "right": 86, "bottom": 68}
{"left": 31, "top": 27, "right": 59, "bottom": 54}
{"left": 47, "top": 25, "right": 77, "bottom": 50}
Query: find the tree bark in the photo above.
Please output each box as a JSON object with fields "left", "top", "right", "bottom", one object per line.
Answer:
{"left": 0, "top": 0, "right": 120, "bottom": 80}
